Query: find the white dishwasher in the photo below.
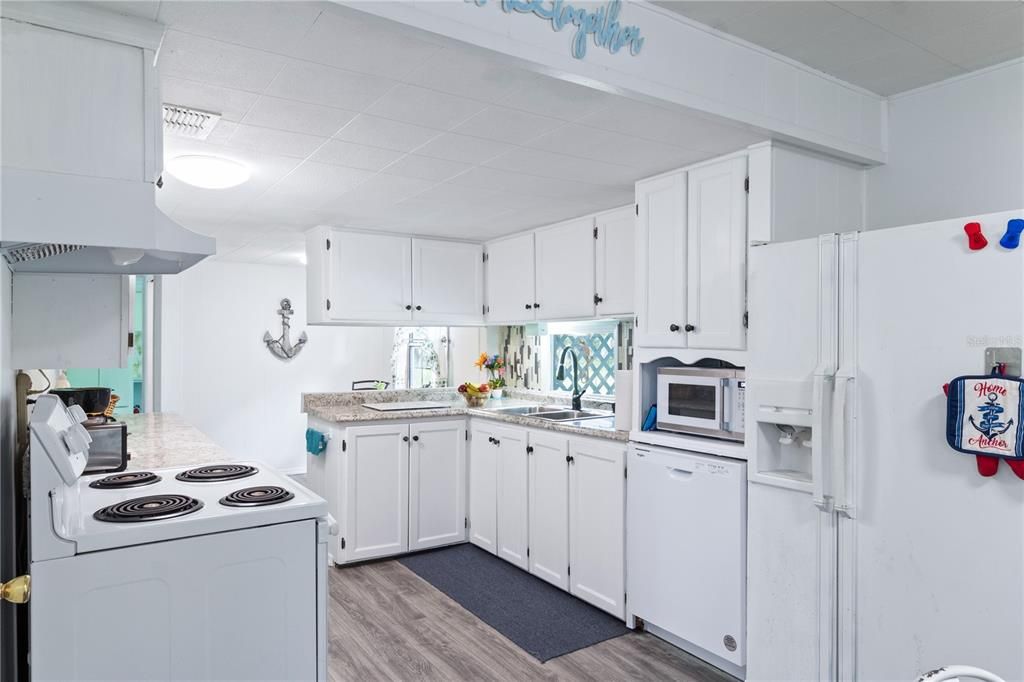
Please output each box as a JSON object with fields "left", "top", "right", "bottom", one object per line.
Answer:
{"left": 626, "top": 443, "right": 747, "bottom": 675}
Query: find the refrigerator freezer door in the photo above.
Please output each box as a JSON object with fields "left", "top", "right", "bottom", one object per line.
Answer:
{"left": 746, "top": 234, "right": 840, "bottom": 681}
{"left": 842, "top": 211, "right": 1024, "bottom": 681}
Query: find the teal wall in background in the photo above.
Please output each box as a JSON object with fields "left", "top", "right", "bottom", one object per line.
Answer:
{"left": 64, "top": 276, "right": 146, "bottom": 415}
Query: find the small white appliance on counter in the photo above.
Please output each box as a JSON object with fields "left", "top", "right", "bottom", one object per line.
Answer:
{"left": 656, "top": 366, "right": 745, "bottom": 441}
{"left": 626, "top": 443, "right": 747, "bottom": 679}
{"left": 745, "top": 210, "right": 1024, "bottom": 681}
{"left": 28, "top": 394, "right": 333, "bottom": 681}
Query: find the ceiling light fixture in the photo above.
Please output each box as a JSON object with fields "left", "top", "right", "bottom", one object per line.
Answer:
{"left": 167, "top": 155, "right": 251, "bottom": 189}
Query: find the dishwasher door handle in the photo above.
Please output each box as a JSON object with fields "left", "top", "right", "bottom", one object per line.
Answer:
{"left": 666, "top": 466, "right": 695, "bottom": 479}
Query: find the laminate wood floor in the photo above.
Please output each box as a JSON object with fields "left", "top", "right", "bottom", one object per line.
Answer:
{"left": 327, "top": 558, "right": 736, "bottom": 682}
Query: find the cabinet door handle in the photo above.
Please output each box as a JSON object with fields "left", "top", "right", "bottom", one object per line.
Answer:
{"left": 684, "top": 323, "right": 696, "bottom": 332}
{"left": 594, "top": 294, "right": 603, "bottom": 305}
{"left": 412, "top": 435, "right": 419, "bottom": 442}
{"left": 534, "top": 302, "right": 540, "bottom": 309}
{"left": 415, "top": 305, "right": 422, "bottom": 311}
{"left": 525, "top": 304, "right": 533, "bottom": 310}
{"left": 403, "top": 436, "right": 409, "bottom": 442}
{"left": 405, "top": 305, "right": 412, "bottom": 311}
{"left": 669, "top": 323, "right": 680, "bottom": 332}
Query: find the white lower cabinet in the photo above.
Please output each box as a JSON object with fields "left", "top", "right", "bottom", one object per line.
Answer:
{"left": 409, "top": 421, "right": 467, "bottom": 552}
{"left": 342, "top": 424, "right": 410, "bottom": 563}
{"left": 495, "top": 426, "right": 529, "bottom": 570}
{"left": 468, "top": 423, "right": 499, "bottom": 554}
{"left": 527, "top": 431, "right": 570, "bottom": 590}
{"left": 568, "top": 439, "right": 626, "bottom": 619}
{"left": 331, "top": 419, "right": 466, "bottom": 564}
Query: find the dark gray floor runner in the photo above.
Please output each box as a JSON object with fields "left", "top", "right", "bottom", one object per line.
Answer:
{"left": 399, "top": 544, "right": 629, "bottom": 662}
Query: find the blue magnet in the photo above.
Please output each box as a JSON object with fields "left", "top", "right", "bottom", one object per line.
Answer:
{"left": 1000, "top": 218, "right": 1023, "bottom": 250}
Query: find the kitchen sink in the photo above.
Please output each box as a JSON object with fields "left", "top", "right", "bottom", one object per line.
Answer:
{"left": 489, "top": 405, "right": 566, "bottom": 416}
{"left": 532, "top": 409, "right": 612, "bottom": 422}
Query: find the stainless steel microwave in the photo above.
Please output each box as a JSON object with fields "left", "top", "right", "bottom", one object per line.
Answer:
{"left": 656, "top": 367, "right": 745, "bottom": 441}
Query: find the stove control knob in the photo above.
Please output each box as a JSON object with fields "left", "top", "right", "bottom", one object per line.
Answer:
{"left": 1, "top": 575, "right": 30, "bottom": 604}
{"left": 63, "top": 427, "right": 90, "bottom": 455}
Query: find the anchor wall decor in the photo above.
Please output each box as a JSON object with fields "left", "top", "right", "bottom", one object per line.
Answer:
{"left": 264, "top": 298, "right": 307, "bottom": 360}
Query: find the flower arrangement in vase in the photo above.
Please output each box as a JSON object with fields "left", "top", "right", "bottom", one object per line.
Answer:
{"left": 474, "top": 353, "right": 507, "bottom": 399}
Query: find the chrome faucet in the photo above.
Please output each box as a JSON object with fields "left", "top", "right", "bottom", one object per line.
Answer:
{"left": 556, "top": 346, "right": 586, "bottom": 411}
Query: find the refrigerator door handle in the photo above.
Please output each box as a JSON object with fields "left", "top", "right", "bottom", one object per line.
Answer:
{"left": 832, "top": 376, "right": 855, "bottom": 518}
{"left": 811, "top": 373, "right": 834, "bottom": 512}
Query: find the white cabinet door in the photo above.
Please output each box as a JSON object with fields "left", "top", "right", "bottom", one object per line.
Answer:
{"left": 495, "top": 426, "right": 529, "bottom": 570}
{"left": 485, "top": 232, "right": 536, "bottom": 323}
{"left": 412, "top": 238, "right": 483, "bottom": 324}
{"left": 327, "top": 231, "right": 412, "bottom": 322}
{"left": 636, "top": 172, "right": 687, "bottom": 347}
{"left": 527, "top": 432, "right": 569, "bottom": 589}
{"left": 409, "top": 420, "right": 467, "bottom": 551}
{"left": 569, "top": 439, "right": 626, "bottom": 618}
{"left": 686, "top": 157, "right": 748, "bottom": 350}
{"left": 468, "top": 423, "right": 498, "bottom": 554}
{"left": 534, "top": 217, "right": 596, "bottom": 320}
{"left": 342, "top": 424, "right": 409, "bottom": 562}
{"left": 595, "top": 206, "right": 635, "bottom": 317}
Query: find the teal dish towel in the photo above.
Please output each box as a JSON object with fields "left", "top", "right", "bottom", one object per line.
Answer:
{"left": 306, "top": 428, "right": 328, "bottom": 456}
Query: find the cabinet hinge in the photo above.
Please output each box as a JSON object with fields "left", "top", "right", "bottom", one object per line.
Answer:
{"left": 624, "top": 592, "right": 627, "bottom": 603}
{"left": 593, "top": 226, "right": 598, "bottom": 239}
{"left": 482, "top": 252, "right": 489, "bottom": 263}
{"left": 342, "top": 439, "right": 346, "bottom": 452}
{"left": 464, "top": 517, "right": 468, "bottom": 529}
{"left": 341, "top": 537, "right": 346, "bottom": 549}
{"left": 326, "top": 298, "right": 331, "bottom": 311}
{"left": 326, "top": 238, "right": 331, "bottom": 250}
{"left": 744, "top": 176, "right": 750, "bottom": 193}
{"left": 567, "top": 565, "right": 571, "bottom": 576}
{"left": 743, "top": 311, "right": 749, "bottom": 328}
{"left": 465, "top": 430, "right": 469, "bottom": 441}
{"left": 527, "top": 547, "right": 530, "bottom": 558}
{"left": 635, "top": 203, "right": 639, "bottom": 216}
{"left": 624, "top": 467, "right": 628, "bottom": 479}
{"left": 482, "top": 304, "right": 487, "bottom": 316}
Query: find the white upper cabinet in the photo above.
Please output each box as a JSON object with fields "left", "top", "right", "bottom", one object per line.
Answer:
{"left": 485, "top": 232, "right": 536, "bottom": 324}
{"left": 595, "top": 207, "right": 636, "bottom": 317}
{"left": 327, "top": 231, "right": 412, "bottom": 323}
{"left": 412, "top": 238, "right": 483, "bottom": 324}
{"left": 636, "top": 171, "right": 688, "bottom": 347}
{"left": 686, "top": 156, "right": 748, "bottom": 350}
{"left": 534, "top": 217, "right": 596, "bottom": 320}
{"left": 306, "top": 227, "right": 482, "bottom": 325}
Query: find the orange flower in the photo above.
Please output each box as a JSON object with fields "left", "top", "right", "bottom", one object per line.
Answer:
{"left": 474, "top": 352, "right": 489, "bottom": 369}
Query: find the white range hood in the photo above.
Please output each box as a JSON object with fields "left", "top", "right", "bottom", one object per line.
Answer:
{"left": 0, "top": 3, "right": 215, "bottom": 275}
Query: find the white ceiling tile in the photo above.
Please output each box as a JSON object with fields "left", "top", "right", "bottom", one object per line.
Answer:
{"left": 446, "top": 166, "right": 606, "bottom": 201}
{"left": 156, "top": 1, "right": 324, "bottom": 54}
{"left": 159, "top": 31, "right": 287, "bottom": 93}
{"left": 216, "top": 244, "right": 281, "bottom": 263}
{"left": 485, "top": 147, "right": 637, "bottom": 185}
{"left": 333, "top": 114, "right": 442, "bottom": 152}
{"left": 265, "top": 60, "right": 397, "bottom": 111}
{"left": 523, "top": 124, "right": 699, "bottom": 174}
{"left": 782, "top": 18, "right": 911, "bottom": 76}
{"left": 452, "top": 107, "right": 565, "bottom": 145}
{"left": 90, "top": 1, "right": 162, "bottom": 21}
{"left": 329, "top": 174, "right": 437, "bottom": 206}
{"left": 414, "top": 133, "right": 515, "bottom": 164}
{"left": 365, "top": 85, "right": 489, "bottom": 130}
{"left": 262, "top": 162, "right": 375, "bottom": 208}
{"left": 651, "top": 2, "right": 762, "bottom": 31}
{"left": 161, "top": 77, "right": 261, "bottom": 122}
{"left": 222, "top": 123, "right": 327, "bottom": 158}
{"left": 241, "top": 97, "right": 357, "bottom": 137}
{"left": 382, "top": 154, "right": 473, "bottom": 182}
{"left": 403, "top": 47, "right": 536, "bottom": 104}
{"left": 309, "top": 139, "right": 405, "bottom": 171}
{"left": 911, "top": 4, "right": 1024, "bottom": 71}
{"left": 832, "top": 43, "right": 965, "bottom": 96}
{"left": 713, "top": 2, "right": 862, "bottom": 52}
{"left": 292, "top": 6, "right": 443, "bottom": 79}
{"left": 833, "top": 1, "right": 1015, "bottom": 45}
{"left": 497, "top": 73, "right": 614, "bottom": 121}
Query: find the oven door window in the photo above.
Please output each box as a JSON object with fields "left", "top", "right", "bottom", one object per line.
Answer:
{"left": 667, "top": 383, "right": 718, "bottom": 421}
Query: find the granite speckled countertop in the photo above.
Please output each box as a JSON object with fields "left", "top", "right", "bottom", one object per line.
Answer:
{"left": 123, "top": 413, "right": 233, "bottom": 470}
{"left": 302, "top": 389, "right": 628, "bottom": 442}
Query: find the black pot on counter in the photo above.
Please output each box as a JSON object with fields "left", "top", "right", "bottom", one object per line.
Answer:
{"left": 50, "top": 387, "right": 112, "bottom": 416}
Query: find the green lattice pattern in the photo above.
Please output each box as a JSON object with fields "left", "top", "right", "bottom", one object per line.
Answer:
{"left": 551, "top": 332, "right": 616, "bottom": 396}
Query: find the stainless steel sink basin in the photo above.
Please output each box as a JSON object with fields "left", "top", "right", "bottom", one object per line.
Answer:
{"left": 489, "top": 405, "right": 566, "bottom": 416}
{"left": 532, "top": 409, "right": 612, "bottom": 422}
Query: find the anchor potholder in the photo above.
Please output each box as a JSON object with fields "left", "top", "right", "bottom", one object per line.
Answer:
{"left": 946, "top": 375, "right": 1023, "bottom": 460}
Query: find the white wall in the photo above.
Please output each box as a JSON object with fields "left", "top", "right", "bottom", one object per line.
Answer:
{"left": 158, "top": 260, "right": 394, "bottom": 473}
{"left": 865, "top": 59, "right": 1024, "bottom": 230}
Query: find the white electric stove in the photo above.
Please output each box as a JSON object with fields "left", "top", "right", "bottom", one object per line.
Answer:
{"left": 28, "top": 394, "right": 333, "bottom": 681}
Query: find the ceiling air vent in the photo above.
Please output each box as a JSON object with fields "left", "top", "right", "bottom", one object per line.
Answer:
{"left": 163, "top": 104, "right": 222, "bottom": 141}
{"left": 2, "top": 243, "right": 86, "bottom": 265}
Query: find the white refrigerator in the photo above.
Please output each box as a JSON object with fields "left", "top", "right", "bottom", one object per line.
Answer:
{"left": 745, "top": 210, "right": 1024, "bottom": 681}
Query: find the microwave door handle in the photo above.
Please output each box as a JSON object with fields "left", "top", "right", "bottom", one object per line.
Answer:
{"left": 719, "top": 378, "right": 730, "bottom": 431}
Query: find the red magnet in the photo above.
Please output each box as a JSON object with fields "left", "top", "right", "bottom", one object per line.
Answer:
{"left": 963, "top": 222, "right": 988, "bottom": 251}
